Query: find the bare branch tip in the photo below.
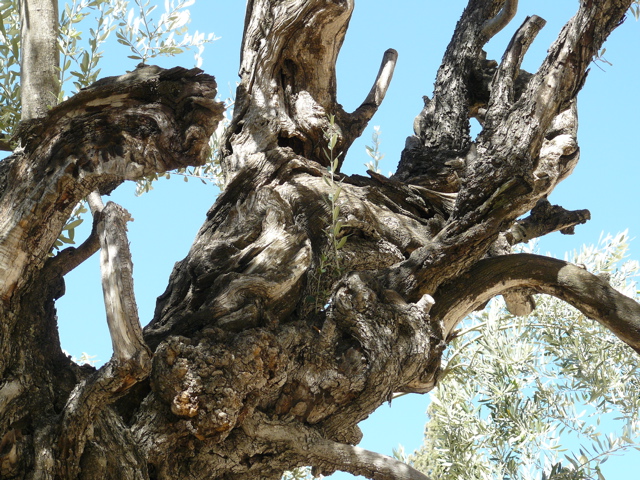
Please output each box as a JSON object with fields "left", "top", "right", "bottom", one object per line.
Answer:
{"left": 481, "top": 0, "right": 519, "bottom": 40}
{"left": 384, "top": 48, "right": 399, "bottom": 60}
{"left": 352, "top": 47, "right": 398, "bottom": 122}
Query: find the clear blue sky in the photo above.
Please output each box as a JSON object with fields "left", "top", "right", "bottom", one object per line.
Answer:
{"left": 53, "top": 1, "right": 640, "bottom": 478}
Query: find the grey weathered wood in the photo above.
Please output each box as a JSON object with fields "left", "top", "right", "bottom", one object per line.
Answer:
{"left": 1, "top": 0, "right": 638, "bottom": 478}
{"left": 0, "top": 64, "right": 222, "bottom": 478}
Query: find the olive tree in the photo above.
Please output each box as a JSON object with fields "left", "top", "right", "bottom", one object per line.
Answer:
{"left": 409, "top": 234, "right": 640, "bottom": 480}
{"left": 1, "top": 1, "right": 639, "bottom": 479}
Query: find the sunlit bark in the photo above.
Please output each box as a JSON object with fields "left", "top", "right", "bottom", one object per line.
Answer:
{"left": 0, "top": 0, "right": 637, "bottom": 478}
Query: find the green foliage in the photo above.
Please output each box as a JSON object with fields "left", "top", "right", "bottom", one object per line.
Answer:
{"left": 58, "top": 0, "right": 115, "bottom": 99}
{"left": 364, "top": 125, "right": 384, "bottom": 174}
{"left": 322, "top": 114, "right": 348, "bottom": 269}
{"left": 409, "top": 233, "right": 640, "bottom": 480}
{"left": 307, "top": 115, "right": 349, "bottom": 312}
{"left": 112, "top": 0, "right": 216, "bottom": 65}
{"left": 51, "top": 202, "right": 88, "bottom": 254}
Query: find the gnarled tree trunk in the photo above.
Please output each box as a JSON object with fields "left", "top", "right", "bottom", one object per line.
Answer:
{"left": 1, "top": 1, "right": 639, "bottom": 479}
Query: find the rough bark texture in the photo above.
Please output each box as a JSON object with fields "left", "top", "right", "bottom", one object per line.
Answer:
{"left": 0, "top": 65, "right": 223, "bottom": 479}
{"left": 1, "top": 0, "right": 639, "bottom": 479}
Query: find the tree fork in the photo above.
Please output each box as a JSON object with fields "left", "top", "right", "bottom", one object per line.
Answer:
{"left": 1, "top": 0, "right": 639, "bottom": 479}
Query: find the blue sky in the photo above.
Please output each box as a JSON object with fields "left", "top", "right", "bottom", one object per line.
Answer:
{"left": 52, "top": 1, "right": 640, "bottom": 478}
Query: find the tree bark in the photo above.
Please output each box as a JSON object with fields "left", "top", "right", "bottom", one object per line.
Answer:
{"left": 0, "top": 65, "right": 223, "bottom": 479}
{"left": 20, "top": 0, "right": 59, "bottom": 120}
{"left": 1, "top": 0, "right": 638, "bottom": 479}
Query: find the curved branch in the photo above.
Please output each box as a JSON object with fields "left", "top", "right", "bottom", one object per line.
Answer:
{"left": 431, "top": 254, "right": 640, "bottom": 354}
{"left": 481, "top": 0, "right": 519, "bottom": 40}
{"left": 44, "top": 209, "right": 101, "bottom": 281}
{"left": 349, "top": 48, "right": 398, "bottom": 130}
{"left": 245, "top": 415, "right": 431, "bottom": 480}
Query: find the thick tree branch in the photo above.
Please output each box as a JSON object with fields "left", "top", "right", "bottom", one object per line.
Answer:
{"left": 245, "top": 415, "right": 431, "bottom": 480}
{"left": 58, "top": 192, "right": 151, "bottom": 478}
{"left": 89, "top": 192, "right": 150, "bottom": 363}
{"left": 505, "top": 199, "right": 591, "bottom": 245}
{"left": 431, "top": 254, "right": 640, "bottom": 355}
{"left": 0, "top": 65, "right": 222, "bottom": 305}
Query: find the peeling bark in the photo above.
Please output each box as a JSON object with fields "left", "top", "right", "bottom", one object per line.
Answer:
{"left": 1, "top": 0, "right": 639, "bottom": 479}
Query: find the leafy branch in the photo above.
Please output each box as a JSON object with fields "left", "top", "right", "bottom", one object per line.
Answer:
{"left": 307, "top": 115, "right": 350, "bottom": 312}
{"left": 322, "top": 114, "right": 348, "bottom": 272}
{"left": 58, "top": 0, "right": 114, "bottom": 99}
{"left": 364, "top": 125, "right": 384, "bottom": 174}
{"left": 409, "top": 233, "right": 640, "bottom": 480}
{"left": 113, "top": 0, "right": 217, "bottom": 66}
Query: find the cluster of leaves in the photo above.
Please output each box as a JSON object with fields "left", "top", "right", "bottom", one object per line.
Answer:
{"left": 59, "top": 0, "right": 218, "bottom": 101}
{"left": 58, "top": 0, "right": 114, "bottom": 99}
{"left": 51, "top": 202, "right": 88, "bottom": 254}
{"left": 409, "top": 233, "right": 640, "bottom": 480}
{"left": 364, "top": 125, "right": 384, "bottom": 174}
{"left": 112, "top": 0, "right": 216, "bottom": 66}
